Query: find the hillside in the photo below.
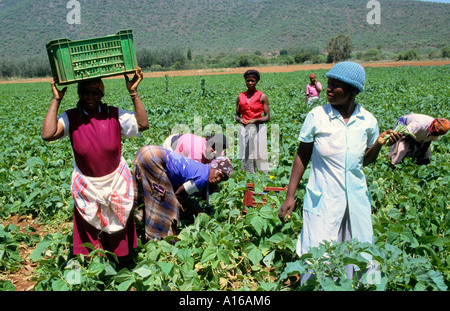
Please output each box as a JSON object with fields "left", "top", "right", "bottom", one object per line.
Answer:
{"left": 0, "top": 0, "right": 449, "bottom": 59}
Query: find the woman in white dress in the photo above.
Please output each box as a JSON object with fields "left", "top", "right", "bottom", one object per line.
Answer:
{"left": 278, "top": 62, "right": 402, "bottom": 282}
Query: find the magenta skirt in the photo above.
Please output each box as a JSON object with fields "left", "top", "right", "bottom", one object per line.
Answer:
{"left": 72, "top": 208, "right": 137, "bottom": 258}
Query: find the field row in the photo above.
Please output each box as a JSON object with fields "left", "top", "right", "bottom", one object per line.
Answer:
{"left": 0, "top": 64, "right": 449, "bottom": 291}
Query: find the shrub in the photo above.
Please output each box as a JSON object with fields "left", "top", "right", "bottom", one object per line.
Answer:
{"left": 442, "top": 45, "right": 450, "bottom": 58}
{"left": 361, "top": 49, "right": 383, "bottom": 61}
{"left": 398, "top": 49, "right": 419, "bottom": 61}
{"left": 293, "top": 52, "right": 313, "bottom": 64}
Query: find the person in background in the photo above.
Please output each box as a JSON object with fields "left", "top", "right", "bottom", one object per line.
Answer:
{"left": 235, "top": 69, "right": 270, "bottom": 174}
{"left": 41, "top": 69, "right": 149, "bottom": 265}
{"left": 162, "top": 133, "right": 228, "bottom": 164}
{"left": 388, "top": 114, "right": 450, "bottom": 165}
{"left": 305, "top": 73, "right": 322, "bottom": 105}
{"left": 278, "top": 62, "right": 402, "bottom": 283}
{"left": 132, "top": 145, "right": 233, "bottom": 241}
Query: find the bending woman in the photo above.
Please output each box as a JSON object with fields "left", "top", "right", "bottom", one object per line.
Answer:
{"left": 133, "top": 145, "right": 233, "bottom": 241}
{"left": 388, "top": 114, "right": 449, "bottom": 165}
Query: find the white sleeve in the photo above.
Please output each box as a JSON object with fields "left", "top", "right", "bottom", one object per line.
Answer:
{"left": 57, "top": 111, "right": 70, "bottom": 138}
{"left": 119, "top": 109, "right": 141, "bottom": 138}
{"left": 183, "top": 180, "right": 199, "bottom": 196}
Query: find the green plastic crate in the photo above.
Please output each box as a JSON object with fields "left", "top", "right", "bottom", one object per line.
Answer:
{"left": 46, "top": 30, "right": 138, "bottom": 85}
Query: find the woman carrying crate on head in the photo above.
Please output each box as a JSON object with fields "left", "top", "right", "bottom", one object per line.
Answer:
{"left": 41, "top": 68, "right": 149, "bottom": 266}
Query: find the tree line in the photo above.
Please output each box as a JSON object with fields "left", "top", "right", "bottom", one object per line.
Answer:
{"left": 0, "top": 35, "right": 448, "bottom": 80}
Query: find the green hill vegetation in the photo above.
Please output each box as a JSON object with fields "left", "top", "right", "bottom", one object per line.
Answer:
{"left": 0, "top": 0, "right": 449, "bottom": 78}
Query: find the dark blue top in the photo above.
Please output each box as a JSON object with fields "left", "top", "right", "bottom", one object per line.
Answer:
{"left": 165, "top": 150, "right": 210, "bottom": 193}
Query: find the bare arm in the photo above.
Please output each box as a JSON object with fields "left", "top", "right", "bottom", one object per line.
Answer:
{"left": 314, "top": 80, "right": 322, "bottom": 92}
{"left": 41, "top": 80, "right": 67, "bottom": 141}
{"left": 305, "top": 85, "right": 310, "bottom": 105}
{"left": 235, "top": 97, "right": 247, "bottom": 125}
{"left": 125, "top": 68, "right": 149, "bottom": 132}
{"left": 278, "top": 142, "right": 313, "bottom": 222}
{"left": 175, "top": 184, "right": 205, "bottom": 214}
{"left": 363, "top": 129, "right": 403, "bottom": 166}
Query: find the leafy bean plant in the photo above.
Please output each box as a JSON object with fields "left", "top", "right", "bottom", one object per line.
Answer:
{"left": 30, "top": 171, "right": 302, "bottom": 291}
{"left": 0, "top": 65, "right": 449, "bottom": 291}
{"left": 280, "top": 239, "right": 447, "bottom": 291}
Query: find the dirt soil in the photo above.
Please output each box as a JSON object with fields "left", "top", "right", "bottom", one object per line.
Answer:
{"left": 1, "top": 60, "right": 449, "bottom": 84}
{"left": 1, "top": 215, "right": 46, "bottom": 291}
{"left": 1, "top": 59, "right": 449, "bottom": 291}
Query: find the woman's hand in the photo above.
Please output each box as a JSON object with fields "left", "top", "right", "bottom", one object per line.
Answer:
{"left": 236, "top": 116, "right": 249, "bottom": 126}
{"left": 125, "top": 67, "right": 143, "bottom": 93}
{"left": 377, "top": 129, "right": 403, "bottom": 146}
{"left": 51, "top": 78, "right": 67, "bottom": 101}
{"left": 364, "top": 129, "right": 403, "bottom": 165}
{"left": 278, "top": 196, "right": 296, "bottom": 223}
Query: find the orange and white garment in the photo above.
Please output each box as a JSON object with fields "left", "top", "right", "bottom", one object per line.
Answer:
{"left": 71, "top": 157, "right": 134, "bottom": 234}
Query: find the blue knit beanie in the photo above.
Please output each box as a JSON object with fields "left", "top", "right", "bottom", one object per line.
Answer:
{"left": 325, "top": 61, "right": 365, "bottom": 93}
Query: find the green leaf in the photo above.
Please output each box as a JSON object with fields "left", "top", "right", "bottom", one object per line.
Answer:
{"left": 280, "top": 261, "right": 306, "bottom": 279}
{"left": 113, "top": 268, "right": 134, "bottom": 283}
{"left": 157, "top": 262, "right": 174, "bottom": 276}
{"left": 26, "top": 156, "right": 44, "bottom": 168}
{"left": 51, "top": 279, "right": 69, "bottom": 291}
{"left": 267, "top": 232, "right": 285, "bottom": 245}
{"left": 247, "top": 247, "right": 263, "bottom": 266}
{"left": 217, "top": 247, "right": 230, "bottom": 265}
{"left": 30, "top": 240, "right": 52, "bottom": 261}
{"left": 177, "top": 248, "right": 191, "bottom": 262}
{"left": 262, "top": 250, "right": 276, "bottom": 268}
{"left": 415, "top": 269, "right": 447, "bottom": 291}
{"left": 22, "top": 189, "right": 41, "bottom": 207}
{"left": 117, "top": 279, "right": 134, "bottom": 291}
{"left": 88, "top": 262, "right": 105, "bottom": 276}
{"left": 201, "top": 246, "right": 217, "bottom": 263}
{"left": 134, "top": 265, "right": 152, "bottom": 278}
{"left": 259, "top": 205, "right": 274, "bottom": 219}
{"left": 65, "top": 268, "right": 83, "bottom": 286}
{"left": 104, "top": 262, "right": 117, "bottom": 276}
{"left": 250, "top": 215, "right": 265, "bottom": 235}
{"left": 319, "top": 277, "right": 354, "bottom": 291}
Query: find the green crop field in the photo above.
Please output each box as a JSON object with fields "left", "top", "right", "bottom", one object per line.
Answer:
{"left": 0, "top": 64, "right": 449, "bottom": 292}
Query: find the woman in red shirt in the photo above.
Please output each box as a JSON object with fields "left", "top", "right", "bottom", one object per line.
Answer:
{"left": 41, "top": 69, "right": 149, "bottom": 266}
{"left": 235, "top": 69, "right": 270, "bottom": 174}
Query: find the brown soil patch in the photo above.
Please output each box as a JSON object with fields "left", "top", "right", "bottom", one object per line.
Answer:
{"left": 1, "top": 60, "right": 448, "bottom": 84}
{"left": 1, "top": 215, "right": 47, "bottom": 291}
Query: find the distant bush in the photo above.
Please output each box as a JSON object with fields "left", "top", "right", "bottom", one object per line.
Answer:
{"left": 238, "top": 55, "right": 250, "bottom": 67}
{"left": 293, "top": 52, "right": 313, "bottom": 64}
{"left": 277, "top": 56, "right": 295, "bottom": 65}
{"left": 398, "top": 49, "right": 419, "bottom": 61}
{"left": 358, "top": 49, "right": 383, "bottom": 61}
{"left": 311, "top": 55, "right": 326, "bottom": 64}
{"left": 251, "top": 55, "right": 268, "bottom": 65}
{"left": 137, "top": 48, "right": 186, "bottom": 70}
{"left": 0, "top": 56, "right": 51, "bottom": 79}
{"left": 442, "top": 45, "right": 450, "bottom": 58}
